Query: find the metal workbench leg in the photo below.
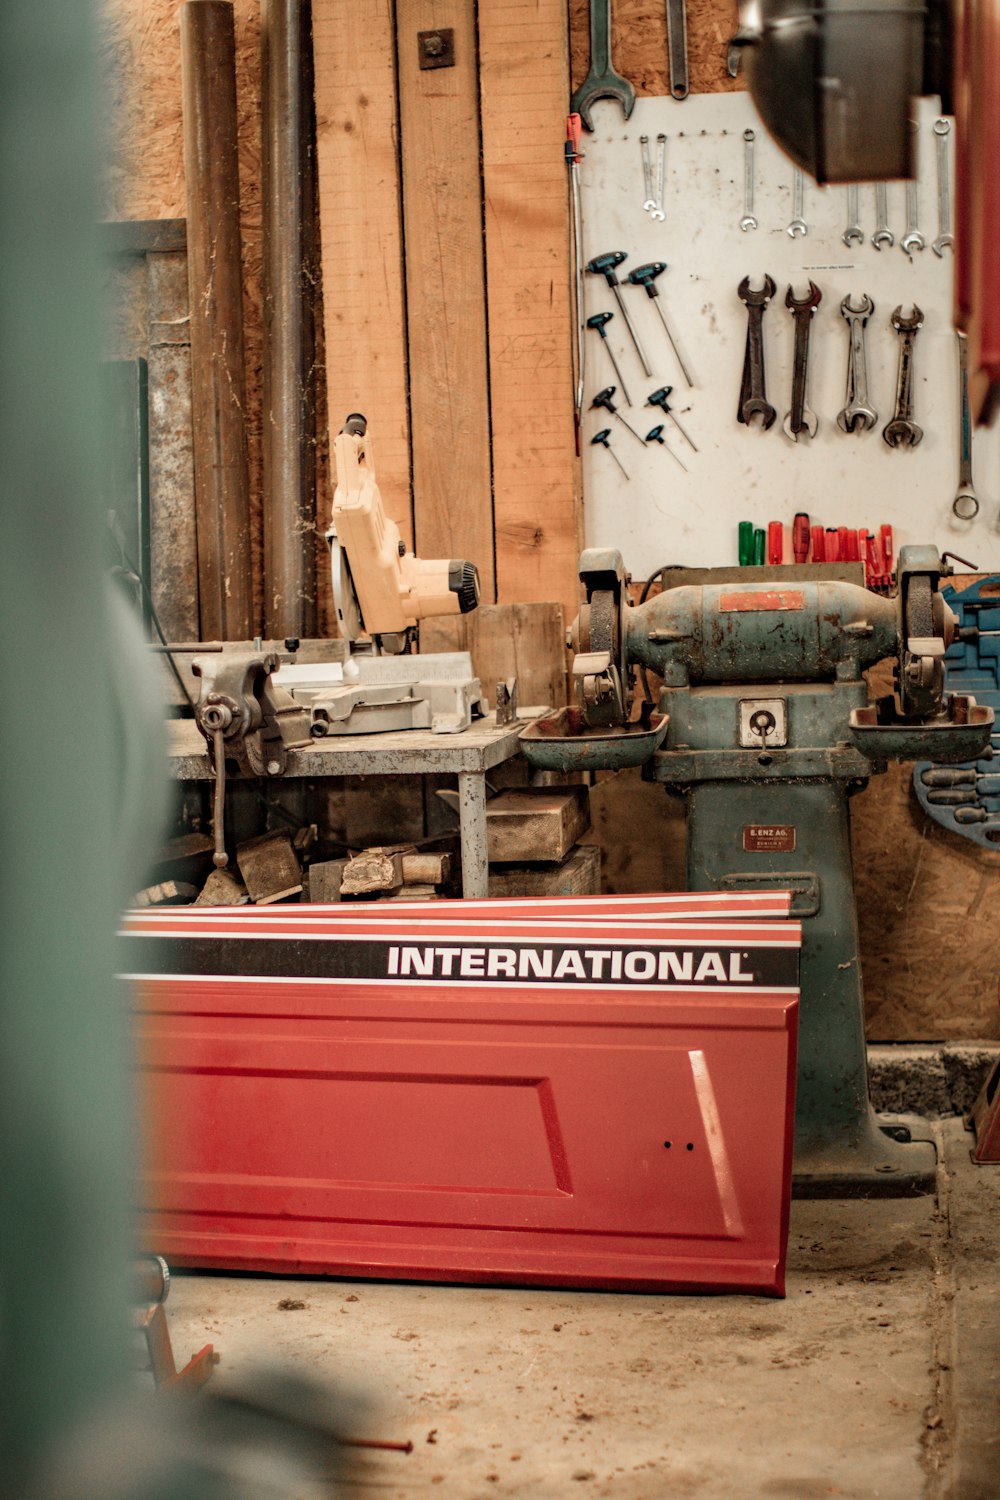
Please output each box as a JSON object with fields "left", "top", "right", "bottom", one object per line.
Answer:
{"left": 458, "top": 771, "right": 489, "bottom": 898}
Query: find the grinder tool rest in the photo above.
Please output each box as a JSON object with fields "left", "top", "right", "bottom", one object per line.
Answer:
{"left": 522, "top": 547, "right": 994, "bottom": 1195}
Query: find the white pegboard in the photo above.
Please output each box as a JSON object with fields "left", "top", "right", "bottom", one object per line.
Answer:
{"left": 579, "top": 92, "right": 1000, "bottom": 579}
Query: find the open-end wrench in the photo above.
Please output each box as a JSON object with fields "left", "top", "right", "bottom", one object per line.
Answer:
{"left": 953, "top": 329, "right": 979, "bottom": 519}
{"left": 843, "top": 185, "right": 863, "bottom": 247}
{"left": 586, "top": 251, "right": 652, "bottom": 376}
{"left": 737, "top": 274, "right": 777, "bottom": 429}
{"left": 740, "top": 129, "right": 758, "bottom": 232}
{"left": 836, "top": 293, "right": 878, "bottom": 433}
{"left": 651, "top": 133, "right": 667, "bottom": 222}
{"left": 787, "top": 169, "right": 807, "bottom": 237}
{"left": 627, "top": 262, "right": 694, "bottom": 387}
{"left": 665, "top": 0, "right": 689, "bottom": 99}
{"left": 640, "top": 135, "right": 656, "bottom": 213}
{"left": 932, "top": 118, "right": 954, "bottom": 257}
{"left": 883, "top": 304, "right": 924, "bottom": 448}
{"left": 873, "top": 183, "right": 894, "bottom": 250}
{"left": 783, "top": 281, "right": 821, "bottom": 441}
{"left": 586, "top": 312, "right": 632, "bottom": 405}
{"left": 902, "top": 177, "right": 924, "bottom": 256}
{"left": 570, "top": 0, "right": 635, "bottom": 132}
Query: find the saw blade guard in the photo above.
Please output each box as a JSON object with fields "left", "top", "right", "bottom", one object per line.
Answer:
{"left": 328, "top": 416, "right": 480, "bottom": 644}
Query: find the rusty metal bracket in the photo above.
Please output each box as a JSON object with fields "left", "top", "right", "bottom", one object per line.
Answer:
{"left": 418, "top": 28, "right": 454, "bottom": 68}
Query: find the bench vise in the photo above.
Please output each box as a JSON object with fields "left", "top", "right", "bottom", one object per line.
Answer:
{"left": 524, "top": 546, "right": 994, "bottom": 1195}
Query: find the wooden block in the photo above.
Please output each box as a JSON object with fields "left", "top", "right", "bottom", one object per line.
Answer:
{"left": 401, "top": 852, "right": 451, "bottom": 886}
{"left": 488, "top": 843, "right": 601, "bottom": 897}
{"left": 304, "top": 858, "right": 348, "bottom": 903}
{"left": 313, "top": 0, "right": 413, "bottom": 544}
{"left": 397, "top": 0, "right": 494, "bottom": 597}
{"left": 341, "top": 847, "right": 407, "bottom": 895}
{"left": 195, "top": 868, "right": 250, "bottom": 906}
{"left": 486, "top": 786, "right": 590, "bottom": 864}
{"left": 151, "top": 830, "right": 215, "bottom": 885}
{"left": 384, "top": 883, "right": 438, "bottom": 902}
{"left": 478, "top": 0, "right": 581, "bottom": 623}
{"left": 236, "top": 830, "right": 302, "bottom": 904}
{"left": 421, "top": 602, "right": 569, "bottom": 712}
{"left": 135, "top": 879, "right": 197, "bottom": 908}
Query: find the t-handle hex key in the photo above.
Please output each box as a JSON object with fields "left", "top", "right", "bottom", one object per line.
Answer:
{"left": 647, "top": 385, "right": 697, "bottom": 451}
{"left": 590, "top": 385, "right": 644, "bottom": 445}
{"left": 591, "top": 427, "right": 630, "bottom": 480}
{"left": 644, "top": 423, "right": 688, "bottom": 473}
{"left": 586, "top": 312, "right": 632, "bottom": 405}
{"left": 626, "top": 262, "right": 694, "bottom": 387}
{"left": 586, "top": 252, "right": 652, "bottom": 376}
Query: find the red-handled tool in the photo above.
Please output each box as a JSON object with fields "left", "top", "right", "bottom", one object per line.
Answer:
{"left": 793, "top": 512, "right": 810, "bottom": 563}
{"left": 826, "top": 528, "right": 840, "bottom": 562}
{"left": 767, "top": 521, "right": 784, "bottom": 564}
{"left": 865, "top": 532, "right": 881, "bottom": 584}
{"left": 838, "top": 526, "right": 852, "bottom": 561}
{"left": 811, "top": 525, "right": 826, "bottom": 562}
{"left": 880, "top": 524, "right": 894, "bottom": 578}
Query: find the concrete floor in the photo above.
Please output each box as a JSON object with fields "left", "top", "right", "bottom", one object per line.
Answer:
{"left": 168, "top": 1120, "right": 999, "bottom": 1500}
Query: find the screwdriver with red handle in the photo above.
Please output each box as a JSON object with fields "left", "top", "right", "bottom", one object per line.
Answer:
{"left": 767, "top": 521, "right": 784, "bottom": 564}
{"left": 793, "top": 512, "right": 810, "bottom": 563}
{"left": 811, "top": 525, "right": 826, "bottom": 562}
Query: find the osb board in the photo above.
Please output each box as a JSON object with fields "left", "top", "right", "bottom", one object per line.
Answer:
{"left": 569, "top": 0, "right": 745, "bottom": 99}
{"left": 479, "top": 0, "right": 582, "bottom": 624}
{"left": 313, "top": 0, "right": 413, "bottom": 549}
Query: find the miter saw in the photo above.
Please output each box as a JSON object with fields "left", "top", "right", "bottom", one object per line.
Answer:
{"left": 190, "top": 414, "right": 486, "bottom": 866}
{"left": 522, "top": 546, "right": 995, "bottom": 1195}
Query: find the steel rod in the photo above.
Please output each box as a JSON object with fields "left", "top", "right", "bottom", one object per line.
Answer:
{"left": 262, "top": 0, "right": 318, "bottom": 638}
{"left": 181, "top": 0, "right": 253, "bottom": 640}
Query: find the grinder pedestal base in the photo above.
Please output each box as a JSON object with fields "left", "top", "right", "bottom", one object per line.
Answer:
{"left": 654, "top": 723, "right": 938, "bottom": 1197}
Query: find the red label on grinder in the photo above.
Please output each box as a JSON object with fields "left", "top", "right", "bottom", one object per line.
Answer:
{"left": 719, "top": 590, "right": 805, "bottom": 613}
{"left": 744, "top": 825, "right": 796, "bottom": 852}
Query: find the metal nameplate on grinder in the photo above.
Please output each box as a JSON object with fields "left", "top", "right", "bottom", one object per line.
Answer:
{"left": 719, "top": 590, "right": 806, "bottom": 613}
{"left": 743, "top": 824, "right": 796, "bottom": 852}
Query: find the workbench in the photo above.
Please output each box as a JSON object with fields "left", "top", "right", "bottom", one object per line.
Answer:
{"left": 166, "top": 711, "right": 546, "bottom": 898}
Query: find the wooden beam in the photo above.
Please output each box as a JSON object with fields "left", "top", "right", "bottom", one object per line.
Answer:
{"left": 479, "top": 0, "right": 582, "bottom": 625}
{"left": 397, "top": 1, "right": 496, "bottom": 598}
{"left": 312, "top": 0, "right": 413, "bottom": 545}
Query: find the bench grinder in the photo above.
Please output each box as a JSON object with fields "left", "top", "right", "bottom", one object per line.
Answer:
{"left": 523, "top": 547, "right": 994, "bottom": 1195}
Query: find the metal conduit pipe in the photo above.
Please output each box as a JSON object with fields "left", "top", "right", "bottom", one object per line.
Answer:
{"left": 180, "top": 0, "right": 253, "bottom": 640}
{"left": 261, "top": 0, "right": 318, "bottom": 639}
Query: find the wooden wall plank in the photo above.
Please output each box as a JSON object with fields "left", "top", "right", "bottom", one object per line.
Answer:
{"left": 313, "top": 0, "right": 412, "bottom": 546}
{"left": 397, "top": 1, "right": 496, "bottom": 598}
{"left": 479, "top": 0, "right": 582, "bottom": 626}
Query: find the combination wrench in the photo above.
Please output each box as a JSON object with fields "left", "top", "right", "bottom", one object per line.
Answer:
{"left": 953, "top": 329, "right": 979, "bottom": 519}
{"left": 882, "top": 304, "right": 923, "bottom": 448}
{"left": 787, "top": 168, "right": 807, "bottom": 237}
{"left": 640, "top": 135, "right": 656, "bottom": 213}
{"left": 932, "top": 118, "right": 954, "bottom": 257}
{"left": 651, "top": 133, "right": 667, "bottom": 222}
{"left": 740, "top": 129, "right": 757, "bottom": 231}
{"left": 872, "top": 183, "right": 894, "bottom": 250}
{"left": 843, "top": 185, "right": 863, "bottom": 247}
{"left": 902, "top": 178, "right": 925, "bottom": 256}
{"left": 737, "top": 274, "right": 777, "bottom": 429}
{"left": 783, "top": 281, "right": 822, "bottom": 441}
{"left": 837, "top": 293, "right": 878, "bottom": 434}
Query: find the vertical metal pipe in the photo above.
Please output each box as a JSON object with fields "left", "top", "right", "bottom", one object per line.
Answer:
{"left": 261, "top": 0, "right": 317, "bottom": 639}
{"left": 180, "top": 0, "right": 253, "bottom": 640}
